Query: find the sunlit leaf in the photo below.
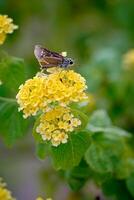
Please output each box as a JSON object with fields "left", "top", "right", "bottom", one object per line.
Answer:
{"left": 87, "top": 109, "right": 112, "bottom": 128}
{"left": 85, "top": 143, "right": 114, "bottom": 173}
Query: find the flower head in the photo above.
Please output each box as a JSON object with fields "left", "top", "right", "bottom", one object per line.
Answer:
{"left": 46, "top": 69, "right": 87, "bottom": 104}
{"left": 16, "top": 76, "right": 48, "bottom": 118}
{"left": 0, "top": 178, "right": 15, "bottom": 200}
{"left": 0, "top": 14, "right": 18, "bottom": 45}
{"left": 17, "top": 70, "right": 87, "bottom": 118}
{"left": 36, "top": 106, "right": 81, "bottom": 146}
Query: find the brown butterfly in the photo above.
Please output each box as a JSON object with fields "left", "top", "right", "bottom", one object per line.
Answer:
{"left": 34, "top": 45, "right": 74, "bottom": 69}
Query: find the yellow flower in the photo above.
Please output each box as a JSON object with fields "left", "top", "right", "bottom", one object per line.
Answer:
{"left": 0, "top": 178, "right": 15, "bottom": 200}
{"left": 36, "top": 197, "right": 52, "bottom": 200}
{"left": 0, "top": 14, "right": 18, "bottom": 45}
{"left": 36, "top": 198, "right": 44, "bottom": 200}
{"left": 46, "top": 69, "right": 87, "bottom": 104}
{"left": 70, "top": 118, "right": 81, "bottom": 127}
{"left": 17, "top": 70, "right": 87, "bottom": 118}
{"left": 0, "top": 32, "right": 6, "bottom": 44}
{"left": 123, "top": 49, "right": 134, "bottom": 70}
{"left": 16, "top": 76, "right": 48, "bottom": 118}
{"left": 36, "top": 106, "right": 81, "bottom": 146}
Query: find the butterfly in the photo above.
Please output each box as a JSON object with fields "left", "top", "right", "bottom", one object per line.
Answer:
{"left": 34, "top": 45, "right": 74, "bottom": 69}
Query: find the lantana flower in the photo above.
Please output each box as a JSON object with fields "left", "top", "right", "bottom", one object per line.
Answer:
{"left": 16, "top": 76, "right": 48, "bottom": 118}
{"left": 36, "top": 106, "right": 81, "bottom": 146}
{"left": 0, "top": 14, "right": 18, "bottom": 45}
{"left": 0, "top": 178, "right": 15, "bottom": 200}
{"left": 16, "top": 70, "right": 87, "bottom": 118}
{"left": 17, "top": 67, "right": 87, "bottom": 147}
{"left": 46, "top": 69, "right": 87, "bottom": 104}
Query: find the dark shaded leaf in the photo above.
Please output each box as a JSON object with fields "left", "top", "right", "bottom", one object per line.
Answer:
{"left": 0, "top": 98, "right": 29, "bottom": 145}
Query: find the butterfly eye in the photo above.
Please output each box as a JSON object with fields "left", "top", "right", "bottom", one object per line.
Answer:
{"left": 70, "top": 61, "right": 73, "bottom": 64}
{"left": 69, "top": 59, "right": 73, "bottom": 65}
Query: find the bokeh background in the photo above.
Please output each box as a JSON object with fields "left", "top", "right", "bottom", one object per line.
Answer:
{"left": 0, "top": 0, "right": 134, "bottom": 199}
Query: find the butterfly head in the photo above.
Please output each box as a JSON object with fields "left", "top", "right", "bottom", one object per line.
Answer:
{"left": 68, "top": 58, "right": 74, "bottom": 65}
{"left": 62, "top": 57, "right": 74, "bottom": 67}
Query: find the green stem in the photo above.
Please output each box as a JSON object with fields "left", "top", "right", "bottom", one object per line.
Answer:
{"left": 0, "top": 96, "right": 16, "bottom": 103}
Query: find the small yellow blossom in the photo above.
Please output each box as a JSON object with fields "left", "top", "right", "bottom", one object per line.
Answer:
{"left": 36, "top": 198, "right": 44, "bottom": 200}
{"left": 123, "top": 49, "right": 134, "bottom": 70}
{"left": 0, "top": 14, "right": 18, "bottom": 45}
{"left": 0, "top": 178, "right": 15, "bottom": 200}
{"left": 16, "top": 76, "right": 48, "bottom": 118}
{"left": 17, "top": 70, "right": 87, "bottom": 118}
{"left": 36, "top": 197, "right": 52, "bottom": 200}
{"left": 36, "top": 106, "right": 81, "bottom": 146}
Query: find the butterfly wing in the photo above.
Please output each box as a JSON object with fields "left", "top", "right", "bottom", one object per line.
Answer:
{"left": 34, "top": 45, "right": 64, "bottom": 68}
{"left": 39, "top": 56, "right": 63, "bottom": 68}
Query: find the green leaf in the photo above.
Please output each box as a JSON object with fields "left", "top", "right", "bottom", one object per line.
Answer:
{"left": 85, "top": 132, "right": 133, "bottom": 178}
{"left": 126, "top": 174, "right": 134, "bottom": 197}
{"left": 36, "top": 142, "right": 50, "bottom": 160}
{"left": 51, "top": 131, "right": 91, "bottom": 170}
{"left": 71, "top": 108, "right": 89, "bottom": 130}
{"left": 68, "top": 178, "right": 86, "bottom": 191}
{"left": 85, "top": 142, "right": 114, "bottom": 173}
{"left": 102, "top": 178, "right": 119, "bottom": 196}
{"left": 0, "top": 53, "right": 27, "bottom": 95}
{"left": 87, "top": 109, "right": 112, "bottom": 129}
{"left": 66, "top": 160, "right": 91, "bottom": 191}
{"left": 32, "top": 116, "right": 44, "bottom": 143}
{"left": 0, "top": 98, "right": 29, "bottom": 145}
{"left": 87, "top": 125, "right": 131, "bottom": 139}
{"left": 102, "top": 179, "right": 134, "bottom": 200}
{"left": 87, "top": 109, "right": 131, "bottom": 139}
{"left": 67, "top": 160, "right": 91, "bottom": 179}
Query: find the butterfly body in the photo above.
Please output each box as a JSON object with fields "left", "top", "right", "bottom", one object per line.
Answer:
{"left": 34, "top": 45, "right": 74, "bottom": 69}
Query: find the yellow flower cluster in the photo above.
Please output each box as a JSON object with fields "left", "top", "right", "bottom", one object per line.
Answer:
{"left": 16, "top": 70, "right": 87, "bottom": 118}
{"left": 0, "top": 178, "right": 15, "bottom": 200}
{"left": 0, "top": 14, "right": 18, "bottom": 45}
{"left": 36, "top": 198, "right": 52, "bottom": 200}
{"left": 123, "top": 49, "right": 134, "bottom": 70}
{"left": 16, "top": 76, "right": 48, "bottom": 118}
{"left": 46, "top": 69, "right": 87, "bottom": 104}
{"left": 17, "top": 68, "right": 87, "bottom": 146}
{"left": 36, "top": 106, "right": 81, "bottom": 146}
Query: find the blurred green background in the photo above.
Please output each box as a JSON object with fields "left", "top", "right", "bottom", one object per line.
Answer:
{"left": 0, "top": 0, "right": 134, "bottom": 199}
